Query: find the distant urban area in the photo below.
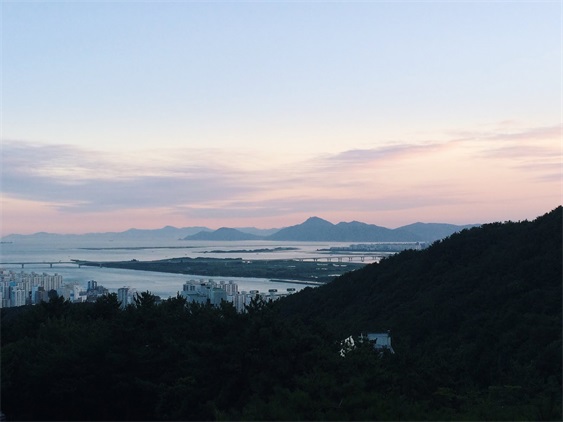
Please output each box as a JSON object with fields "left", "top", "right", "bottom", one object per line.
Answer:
{"left": 0, "top": 269, "right": 295, "bottom": 312}
{"left": 0, "top": 270, "right": 106, "bottom": 308}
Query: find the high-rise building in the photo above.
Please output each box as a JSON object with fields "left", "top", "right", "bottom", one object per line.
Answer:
{"left": 224, "top": 280, "right": 238, "bottom": 296}
{"left": 209, "top": 287, "right": 227, "bottom": 306}
{"left": 234, "top": 291, "right": 247, "bottom": 313}
{"left": 10, "top": 288, "right": 26, "bottom": 307}
{"left": 117, "top": 287, "right": 130, "bottom": 309}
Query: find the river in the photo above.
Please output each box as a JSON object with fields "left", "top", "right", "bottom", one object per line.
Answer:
{"left": 0, "top": 238, "right": 370, "bottom": 298}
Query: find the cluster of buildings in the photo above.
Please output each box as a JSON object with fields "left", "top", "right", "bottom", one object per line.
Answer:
{"left": 0, "top": 270, "right": 108, "bottom": 308}
{"left": 1, "top": 270, "right": 297, "bottom": 313}
{"left": 0, "top": 269, "right": 64, "bottom": 308}
{"left": 117, "top": 279, "right": 295, "bottom": 312}
{"left": 117, "top": 279, "right": 297, "bottom": 312}
{"left": 180, "top": 279, "right": 297, "bottom": 312}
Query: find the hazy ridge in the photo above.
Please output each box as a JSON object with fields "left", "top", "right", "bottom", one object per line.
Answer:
{"left": 3, "top": 217, "right": 477, "bottom": 243}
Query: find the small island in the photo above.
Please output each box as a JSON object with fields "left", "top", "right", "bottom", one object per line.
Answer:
{"left": 202, "top": 247, "right": 299, "bottom": 254}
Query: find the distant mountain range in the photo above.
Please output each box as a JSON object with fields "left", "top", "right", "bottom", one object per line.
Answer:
{"left": 186, "top": 227, "right": 263, "bottom": 241}
{"left": 1, "top": 226, "right": 277, "bottom": 242}
{"left": 1, "top": 226, "right": 210, "bottom": 242}
{"left": 1, "top": 216, "right": 478, "bottom": 243}
{"left": 183, "top": 217, "right": 477, "bottom": 242}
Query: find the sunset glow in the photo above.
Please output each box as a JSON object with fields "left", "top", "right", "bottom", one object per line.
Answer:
{"left": 1, "top": 1, "right": 560, "bottom": 236}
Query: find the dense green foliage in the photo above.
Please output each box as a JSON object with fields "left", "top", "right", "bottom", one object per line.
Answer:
{"left": 278, "top": 206, "right": 562, "bottom": 419}
{"left": 1, "top": 207, "right": 561, "bottom": 420}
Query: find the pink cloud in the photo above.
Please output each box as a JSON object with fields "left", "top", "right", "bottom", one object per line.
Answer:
{"left": 1, "top": 125, "right": 560, "bottom": 236}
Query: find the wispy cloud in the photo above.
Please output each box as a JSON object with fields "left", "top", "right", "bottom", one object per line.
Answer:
{"left": 481, "top": 145, "right": 558, "bottom": 159}
{"left": 325, "top": 143, "right": 448, "bottom": 167}
{"left": 1, "top": 142, "right": 257, "bottom": 212}
{"left": 447, "top": 123, "right": 561, "bottom": 144}
{"left": 178, "top": 191, "right": 467, "bottom": 222}
{"left": 1, "top": 121, "right": 560, "bottom": 233}
{"left": 488, "top": 125, "right": 561, "bottom": 142}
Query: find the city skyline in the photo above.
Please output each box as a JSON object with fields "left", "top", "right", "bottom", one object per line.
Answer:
{"left": 1, "top": 1, "right": 561, "bottom": 236}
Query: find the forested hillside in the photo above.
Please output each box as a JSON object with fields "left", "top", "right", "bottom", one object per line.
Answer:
{"left": 277, "top": 206, "right": 562, "bottom": 417}
{"left": 1, "top": 207, "right": 561, "bottom": 421}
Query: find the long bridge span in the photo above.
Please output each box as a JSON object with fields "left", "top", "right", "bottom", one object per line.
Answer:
{"left": 293, "top": 255, "right": 384, "bottom": 263}
{"left": 0, "top": 255, "right": 384, "bottom": 269}
{"left": 0, "top": 260, "right": 91, "bottom": 269}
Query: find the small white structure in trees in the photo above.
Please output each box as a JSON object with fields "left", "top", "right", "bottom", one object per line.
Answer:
{"left": 339, "top": 336, "right": 356, "bottom": 357}
{"left": 362, "top": 331, "right": 395, "bottom": 354}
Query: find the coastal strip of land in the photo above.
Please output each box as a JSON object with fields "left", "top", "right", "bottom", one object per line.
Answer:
{"left": 75, "top": 257, "right": 365, "bottom": 284}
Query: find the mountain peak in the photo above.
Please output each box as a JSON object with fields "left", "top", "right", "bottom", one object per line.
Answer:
{"left": 184, "top": 227, "right": 260, "bottom": 241}
{"left": 303, "top": 216, "right": 333, "bottom": 225}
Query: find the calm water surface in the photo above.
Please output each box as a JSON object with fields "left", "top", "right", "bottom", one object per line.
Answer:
{"left": 0, "top": 239, "right": 365, "bottom": 298}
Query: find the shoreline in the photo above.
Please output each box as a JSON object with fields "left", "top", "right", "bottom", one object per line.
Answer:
{"left": 75, "top": 256, "right": 365, "bottom": 284}
{"left": 269, "top": 279, "right": 324, "bottom": 286}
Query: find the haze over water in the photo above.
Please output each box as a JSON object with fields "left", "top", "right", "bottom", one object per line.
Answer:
{"left": 0, "top": 239, "right": 359, "bottom": 298}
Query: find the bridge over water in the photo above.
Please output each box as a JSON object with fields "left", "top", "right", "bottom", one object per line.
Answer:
{"left": 294, "top": 255, "right": 383, "bottom": 263}
{"left": 0, "top": 260, "right": 91, "bottom": 269}
{"left": 0, "top": 254, "right": 384, "bottom": 270}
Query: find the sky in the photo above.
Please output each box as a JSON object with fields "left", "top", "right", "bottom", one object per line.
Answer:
{"left": 1, "top": 0, "right": 561, "bottom": 236}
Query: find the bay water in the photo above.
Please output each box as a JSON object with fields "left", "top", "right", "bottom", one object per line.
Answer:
{"left": 0, "top": 238, "right": 362, "bottom": 298}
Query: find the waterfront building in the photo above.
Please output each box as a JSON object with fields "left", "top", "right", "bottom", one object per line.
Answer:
{"left": 224, "top": 280, "right": 238, "bottom": 295}
{"left": 32, "top": 286, "right": 49, "bottom": 304}
{"left": 85, "top": 283, "right": 109, "bottom": 302}
{"left": 209, "top": 287, "right": 227, "bottom": 306}
{"left": 180, "top": 279, "right": 292, "bottom": 311}
{"left": 181, "top": 280, "right": 228, "bottom": 305}
{"left": 117, "top": 287, "right": 132, "bottom": 309}
{"left": 181, "top": 280, "right": 208, "bottom": 304}
{"left": 0, "top": 270, "right": 67, "bottom": 308}
{"left": 1, "top": 283, "right": 10, "bottom": 303}
{"left": 9, "top": 288, "right": 26, "bottom": 307}
{"left": 71, "top": 284, "right": 87, "bottom": 303}
{"left": 56, "top": 282, "right": 87, "bottom": 303}
{"left": 234, "top": 291, "right": 247, "bottom": 313}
